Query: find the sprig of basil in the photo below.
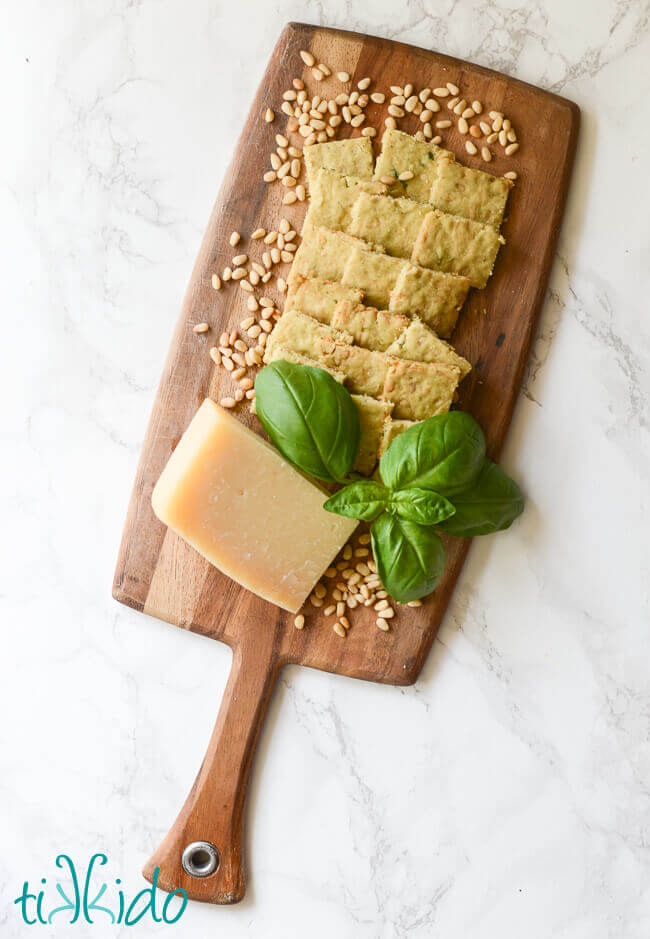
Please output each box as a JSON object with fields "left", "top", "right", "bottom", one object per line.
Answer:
{"left": 254, "top": 361, "right": 525, "bottom": 605}
{"left": 371, "top": 515, "right": 446, "bottom": 603}
{"left": 379, "top": 411, "right": 485, "bottom": 494}
{"left": 254, "top": 361, "right": 360, "bottom": 482}
{"left": 435, "top": 460, "right": 525, "bottom": 536}
{"left": 324, "top": 481, "right": 389, "bottom": 521}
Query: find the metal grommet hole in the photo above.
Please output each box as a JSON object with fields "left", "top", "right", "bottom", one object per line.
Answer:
{"left": 181, "top": 841, "right": 220, "bottom": 878}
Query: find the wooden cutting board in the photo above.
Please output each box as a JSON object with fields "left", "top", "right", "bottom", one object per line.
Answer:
{"left": 113, "top": 22, "right": 579, "bottom": 904}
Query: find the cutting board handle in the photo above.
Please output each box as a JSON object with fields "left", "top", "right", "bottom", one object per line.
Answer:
{"left": 142, "top": 628, "right": 280, "bottom": 904}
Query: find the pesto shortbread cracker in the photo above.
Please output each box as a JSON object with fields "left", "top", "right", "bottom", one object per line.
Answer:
{"left": 341, "top": 246, "right": 405, "bottom": 309}
{"left": 349, "top": 192, "right": 431, "bottom": 260}
{"left": 263, "top": 345, "right": 346, "bottom": 383}
{"left": 389, "top": 264, "right": 470, "bottom": 338}
{"left": 352, "top": 395, "right": 394, "bottom": 476}
{"left": 382, "top": 359, "right": 461, "bottom": 421}
{"left": 385, "top": 317, "right": 472, "bottom": 378}
{"left": 304, "top": 137, "right": 375, "bottom": 184}
{"left": 263, "top": 310, "right": 352, "bottom": 364}
{"left": 305, "top": 168, "right": 387, "bottom": 233}
{"left": 373, "top": 129, "right": 453, "bottom": 202}
{"left": 330, "top": 300, "right": 409, "bottom": 352}
{"left": 411, "top": 209, "right": 503, "bottom": 288}
{"left": 428, "top": 158, "right": 512, "bottom": 229}
{"left": 285, "top": 275, "right": 363, "bottom": 324}
{"left": 377, "top": 418, "right": 417, "bottom": 457}
{"left": 318, "top": 342, "right": 391, "bottom": 398}
{"left": 291, "top": 224, "right": 383, "bottom": 284}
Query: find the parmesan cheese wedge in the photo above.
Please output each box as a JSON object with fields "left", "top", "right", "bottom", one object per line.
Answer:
{"left": 151, "top": 400, "right": 358, "bottom": 613}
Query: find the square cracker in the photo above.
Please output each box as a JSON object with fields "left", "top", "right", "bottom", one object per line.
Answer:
{"left": 373, "top": 129, "right": 453, "bottom": 203}
{"left": 330, "top": 300, "right": 409, "bottom": 352}
{"left": 429, "top": 158, "right": 512, "bottom": 229}
{"left": 349, "top": 192, "right": 431, "bottom": 260}
{"left": 411, "top": 209, "right": 503, "bottom": 288}
{"left": 318, "top": 341, "right": 391, "bottom": 398}
{"left": 262, "top": 345, "right": 346, "bottom": 383}
{"left": 285, "top": 275, "right": 363, "bottom": 324}
{"left": 263, "top": 310, "right": 352, "bottom": 364}
{"left": 290, "top": 224, "right": 383, "bottom": 285}
{"left": 389, "top": 263, "right": 470, "bottom": 338}
{"left": 305, "top": 168, "right": 387, "bottom": 233}
{"left": 385, "top": 317, "right": 471, "bottom": 378}
{"left": 382, "top": 359, "right": 461, "bottom": 421}
{"left": 352, "top": 395, "right": 394, "bottom": 476}
{"left": 341, "top": 246, "right": 405, "bottom": 309}
{"left": 304, "top": 137, "right": 375, "bottom": 184}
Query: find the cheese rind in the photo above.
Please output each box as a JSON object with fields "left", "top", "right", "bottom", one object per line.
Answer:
{"left": 151, "top": 400, "right": 358, "bottom": 613}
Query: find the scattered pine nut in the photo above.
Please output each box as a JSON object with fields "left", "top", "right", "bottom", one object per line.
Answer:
{"left": 193, "top": 322, "right": 209, "bottom": 333}
{"left": 472, "top": 100, "right": 483, "bottom": 114}
{"left": 299, "top": 50, "right": 315, "bottom": 67}
{"left": 294, "top": 614, "right": 305, "bottom": 629}
{"left": 504, "top": 171, "right": 518, "bottom": 180}
{"left": 220, "top": 396, "right": 236, "bottom": 408}
{"left": 505, "top": 142, "right": 519, "bottom": 155}
{"left": 433, "top": 87, "right": 449, "bottom": 97}
{"left": 337, "top": 71, "right": 350, "bottom": 82}
{"left": 264, "top": 108, "right": 274, "bottom": 123}
{"left": 333, "top": 622, "right": 346, "bottom": 637}
{"left": 211, "top": 274, "right": 221, "bottom": 290}
{"left": 458, "top": 117, "right": 469, "bottom": 134}
{"left": 376, "top": 619, "right": 390, "bottom": 631}
{"left": 481, "top": 146, "right": 492, "bottom": 162}
{"left": 229, "top": 231, "right": 240, "bottom": 247}
{"left": 209, "top": 347, "right": 221, "bottom": 365}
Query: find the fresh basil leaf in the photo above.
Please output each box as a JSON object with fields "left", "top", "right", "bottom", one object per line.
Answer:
{"left": 371, "top": 514, "right": 446, "bottom": 603}
{"left": 389, "top": 488, "right": 456, "bottom": 526}
{"left": 324, "top": 481, "right": 390, "bottom": 521}
{"left": 437, "top": 459, "right": 524, "bottom": 536}
{"left": 380, "top": 411, "right": 485, "bottom": 494}
{"left": 255, "top": 361, "right": 360, "bottom": 482}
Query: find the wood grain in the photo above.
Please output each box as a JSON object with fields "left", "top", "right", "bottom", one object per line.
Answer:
{"left": 113, "top": 23, "right": 579, "bottom": 903}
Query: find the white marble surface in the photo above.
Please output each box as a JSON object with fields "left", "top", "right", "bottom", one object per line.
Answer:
{"left": 2, "top": 0, "right": 649, "bottom": 935}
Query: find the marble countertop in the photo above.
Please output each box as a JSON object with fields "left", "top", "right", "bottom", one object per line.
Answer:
{"left": 2, "top": 1, "right": 649, "bottom": 936}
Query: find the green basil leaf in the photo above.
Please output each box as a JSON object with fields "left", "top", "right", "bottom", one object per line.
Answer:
{"left": 324, "top": 481, "right": 390, "bottom": 521}
{"left": 389, "top": 488, "right": 456, "bottom": 525}
{"left": 379, "top": 411, "right": 485, "bottom": 494}
{"left": 371, "top": 514, "right": 446, "bottom": 603}
{"left": 437, "top": 459, "right": 524, "bottom": 536}
{"left": 255, "top": 361, "right": 360, "bottom": 482}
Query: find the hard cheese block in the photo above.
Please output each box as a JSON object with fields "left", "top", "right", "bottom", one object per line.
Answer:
{"left": 151, "top": 399, "right": 358, "bottom": 613}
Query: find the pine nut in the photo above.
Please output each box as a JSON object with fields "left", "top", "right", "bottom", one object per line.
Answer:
{"left": 433, "top": 87, "right": 449, "bottom": 96}
{"left": 193, "top": 322, "right": 209, "bottom": 333}
{"left": 264, "top": 107, "right": 274, "bottom": 123}
{"left": 405, "top": 94, "right": 418, "bottom": 112}
{"left": 505, "top": 142, "right": 519, "bottom": 155}
{"left": 299, "top": 50, "right": 315, "bottom": 67}
{"left": 479, "top": 121, "right": 491, "bottom": 135}
{"left": 436, "top": 120, "right": 451, "bottom": 128}
{"left": 312, "top": 68, "right": 323, "bottom": 81}
{"left": 294, "top": 614, "right": 305, "bottom": 629}
{"left": 465, "top": 140, "right": 478, "bottom": 155}
{"left": 333, "top": 622, "right": 346, "bottom": 637}
{"left": 446, "top": 81, "right": 460, "bottom": 95}
{"left": 358, "top": 77, "right": 371, "bottom": 90}
{"left": 370, "top": 92, "right": 385, "bottom": 103}
{"left": 398, "top": 170, "right": 414, "bottom": 181}
{"left": 472, "top": 100, "right": 483, "bottom": 114}
{"left": 220, "top": 396, "right": 236, "bottom": 408}
{"left": 359, "top": 533, "right": 371, "bottom": 544}
{"left": 469, "top": 125, "right": 481, "bottom": 138}
{"left": 385, "top": 117, "right": 396, "bottom": 130}
{"left": 426, "top": 98, "right": 440, "bottom": 112}
{"left": 209, "top": 347, "right": 221, "bottom": 365}
{"left": 377, "top": 608, "right": 394, "bottom": 619}
{"left": 481, "top": 146, "right": 492, "bottom": 162}
{"left": 388, "top": 105, "right": 405, "bottom": 117}
{"left": 499, "top": 130, "right": 508, "bottom": 146}
{"left": 487, "top": 132, "right": 498, "bottom": 144}
{"left": 420, "top": 109, "right": 433, "bottom": 123}
{"left": 361, "top": 126, "right": 376, "bottom": 137}
{"left": 376, "top": 619, "right": 390, "bottom": 631}
{"left": 504, "top": 171, "right": 518, "bottom": 180}
{"left": 211, "top": 273, "right": 221, "bottom": 290}
{"left": 458, "top": 117, "right": 468, "bottom": 134}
